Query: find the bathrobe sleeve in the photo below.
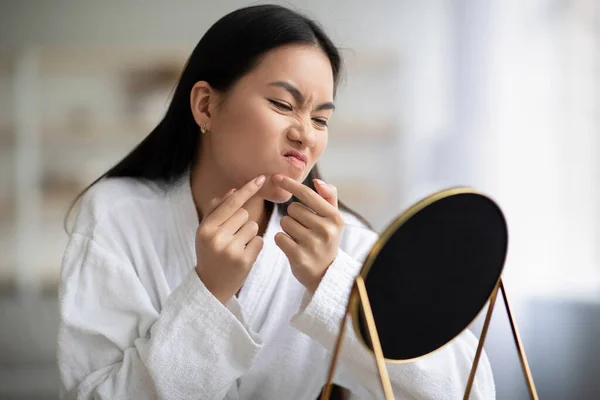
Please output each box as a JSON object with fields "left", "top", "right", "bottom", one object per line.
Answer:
{"left": 290, "top": 221, "right": 496, "bottom": 400}
{"left": 58, "top": 233, "right": 262, "bottom": 400}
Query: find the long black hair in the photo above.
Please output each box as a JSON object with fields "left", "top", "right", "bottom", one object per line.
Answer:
{"left": 66, "top": 4, "right": 371, "bottom": 231}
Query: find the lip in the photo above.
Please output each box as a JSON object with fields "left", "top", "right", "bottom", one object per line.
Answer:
{"left": 283, "top": 149, "right": 308, "bottom": 171}
{"left": 283, "top": 149, "right": 308, "bottom": 163}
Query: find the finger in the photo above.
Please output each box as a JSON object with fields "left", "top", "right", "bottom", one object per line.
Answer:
{"left": 245, "top": 236, "right": 264, "bottom": 260}
{"left": 271, "top": 174, "right": 335, "bottom": 217}
{"left": 205, "top": 176, "right": 266, "bottom": 226}
{"left": 205, "top": 188, "right": 237, "bottom": 215}
{"left": 313, "top": 179, "right": 338, "bottom": 209}
{"left": 230, "top": 220, "right": 259, "bottom": 248}
{"left": 219, "top": 208, "right": 250, "bottom": 237}
{"left": 280, "top": 215, "right": 311, "bottom": 244}
{"left": 286, "top": 202, "right": 322, "bottom": 230}
{"left": 274, "top": 231, "right": 299, "bottom": 258}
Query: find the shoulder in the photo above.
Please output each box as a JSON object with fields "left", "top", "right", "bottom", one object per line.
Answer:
{"left": 70, "top": 176, "right": 168, "bottom": 240}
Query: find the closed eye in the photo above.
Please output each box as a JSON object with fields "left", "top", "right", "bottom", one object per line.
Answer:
{"left": 269, "top": 99, "right": 328, "bottom": 127}
{"left": 268, "top": 99, "right": 292, "bottom": 111}
{"left": 313, "top": 118, "right": 328, "bottom": 127}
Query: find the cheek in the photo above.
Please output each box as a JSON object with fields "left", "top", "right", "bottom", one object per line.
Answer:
{"left": 239, "top": 96, "right": 290, "bottom": 133}
{"left": 211, "top": 102, "right": 286, "bottom": 175}
{"left": 221, "top": 107, "right": 284, "bottom": 153}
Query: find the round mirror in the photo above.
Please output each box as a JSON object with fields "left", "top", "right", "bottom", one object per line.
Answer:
{"left": 350, "top": 188, "right": 508, "bottom": 361}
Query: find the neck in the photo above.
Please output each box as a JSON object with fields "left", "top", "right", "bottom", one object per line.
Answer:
{"left": 190, "top": 160, "right": 272, "bottom": 237}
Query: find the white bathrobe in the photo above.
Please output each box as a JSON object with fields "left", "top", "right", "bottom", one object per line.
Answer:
{"left": 57, "top": 173, "right": 495, "bottom": 400}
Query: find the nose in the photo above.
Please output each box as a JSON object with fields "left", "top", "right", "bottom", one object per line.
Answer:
{"left": 286, "top": 118, "right": 316, "bottom": 149}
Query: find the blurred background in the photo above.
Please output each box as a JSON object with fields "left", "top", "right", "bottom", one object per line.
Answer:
{"left": 0, "top": 0, "right": 598, "bottom": 398}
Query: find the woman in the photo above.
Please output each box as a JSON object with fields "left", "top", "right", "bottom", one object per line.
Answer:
{"left": 58, "top": 4, "right": 495, "bottom": 399}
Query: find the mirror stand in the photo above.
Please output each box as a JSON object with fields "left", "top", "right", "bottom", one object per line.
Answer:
{"left": 321, "top": 277, "right": 540, "bottom": 400}
{"left": 321, "top": 275, "right": 393, "bottom": 400}
{"left": 463, "top": 279, "right": 539, "bottom": 400}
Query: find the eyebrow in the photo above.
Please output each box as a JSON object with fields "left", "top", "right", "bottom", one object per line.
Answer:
{"left": 268, "top": 81, "right": 335, "bottom": 111}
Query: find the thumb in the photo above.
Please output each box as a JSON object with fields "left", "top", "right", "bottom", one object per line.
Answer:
{"left": 313, "top": 179, "right": 338, "bottom": 208}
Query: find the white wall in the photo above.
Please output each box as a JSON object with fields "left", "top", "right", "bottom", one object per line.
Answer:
{"left": 481, "top": 0, "right": 600, "bottom": 300}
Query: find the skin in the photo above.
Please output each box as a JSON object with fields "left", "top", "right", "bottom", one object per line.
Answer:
{"left": 189, "top": 44, "right": 344, "bottom": 303}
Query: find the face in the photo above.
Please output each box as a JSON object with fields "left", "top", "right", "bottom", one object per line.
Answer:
{"left": 197, "top": 44, "right": 335, "bottom": 203}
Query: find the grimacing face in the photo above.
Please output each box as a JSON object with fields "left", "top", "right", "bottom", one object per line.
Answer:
{"left": 203, "top": 44, "right": 335, "bottom": 203}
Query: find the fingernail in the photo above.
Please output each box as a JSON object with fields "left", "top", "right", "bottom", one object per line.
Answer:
{"left": 255, "top": 175, "right": 266, "bottom": 185}
{"left": 314, "top": 179, "right": 326, "bottom": 186}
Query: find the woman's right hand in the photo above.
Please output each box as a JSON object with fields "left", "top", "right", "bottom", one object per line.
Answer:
{"left": 195, "top": 175, "right": 266, "bottom": 304}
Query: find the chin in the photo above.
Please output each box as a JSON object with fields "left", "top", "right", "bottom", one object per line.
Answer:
{"left": 261, "top": 184, "right": 294, "bottom": 204}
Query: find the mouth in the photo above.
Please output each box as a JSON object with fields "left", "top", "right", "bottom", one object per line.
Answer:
{"left": 283, "top": 150, "right": 307, "bottom": 171}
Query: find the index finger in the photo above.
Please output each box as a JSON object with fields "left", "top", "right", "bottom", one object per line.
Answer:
{"left": 204, "top": 188, "right": 236, "bottom": 217}
{"left": 272, "top": 174, "right": 336, "bottom": 217}
{"left": 204, "top": 175, "right": 266, "bottom": 226}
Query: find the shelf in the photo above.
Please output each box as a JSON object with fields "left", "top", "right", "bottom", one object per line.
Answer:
{"left": 0, "top": 119, "right": 14, "bottom": 147}
{"left": 37, "top": 46, "right": 190, "bottom": 75}
{"left": 0, "top": 147, "right": 15, "bottom": 202}
{"left": 0, "top": 51, "right": 15, "bottom": 75}
{"left": 0, "top": 197, "right": 15, "bottom": 222}
{"left": 38, "top": 119, "right": 150, "bottom": 173}
{"left": 41, "top": 115, "right": 152, "bottom": 138}
{"left": 0, "top": 227, "right": 16, "bottom": 282}
{"left": 39, "top": 184, "right": 83, "bottom": 224}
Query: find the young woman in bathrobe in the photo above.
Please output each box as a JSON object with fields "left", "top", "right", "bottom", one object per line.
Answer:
{"left": 57, "top": 4, "right": 495, "bottom": 399}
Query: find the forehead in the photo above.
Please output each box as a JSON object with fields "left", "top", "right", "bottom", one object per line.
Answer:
{"left": 246, "top": 45, "right": 335, "bottom": 100}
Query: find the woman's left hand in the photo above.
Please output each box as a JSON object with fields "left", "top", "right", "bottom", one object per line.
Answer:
{"left": 272, "top": 174, "right": 344, "bottom": 293}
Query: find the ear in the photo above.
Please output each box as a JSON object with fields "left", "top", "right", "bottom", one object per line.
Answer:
{"left": 190, "top": 81, "right": 216, "bottom": 130}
